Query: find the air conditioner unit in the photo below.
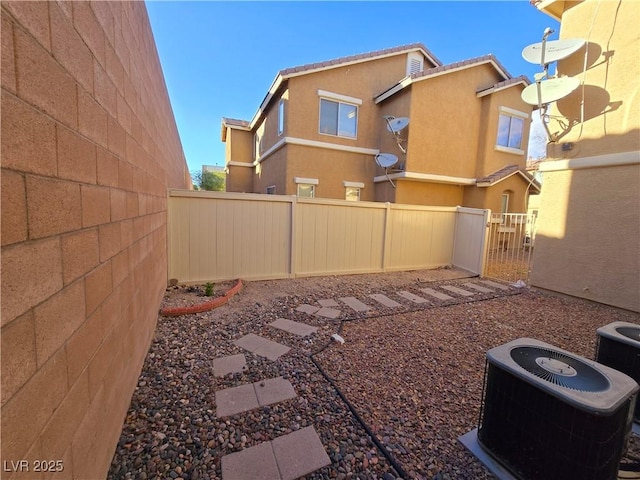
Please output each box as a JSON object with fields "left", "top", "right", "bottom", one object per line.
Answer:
{"left": 596, "top": 321, "right": 640, "bottom": 423}
{"left": 478, "top": 338, "right": 638, "bottom": 480}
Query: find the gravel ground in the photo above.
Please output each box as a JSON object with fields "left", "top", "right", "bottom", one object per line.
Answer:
{"left": 108, "top": 268, "right": 640, "bottom": 480}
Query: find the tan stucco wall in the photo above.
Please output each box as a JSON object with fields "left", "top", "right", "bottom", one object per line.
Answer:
{"left": 530, "top": 164, "right": 640, "bottom": 312}
{"left": 530, "top": 0, "right": 640, "bottom": 312}
{"left": 226, "top": 165, "right": 254, "bottom": 193}
{"left": 284, "top": 145, "right": 377, "bottom": 200}
{"left": 405, "top": 64, "right": 504, "bottom": 177}
{"left": 476, "top": 89, "right": 532, "bottom": 177}
{"left": 224, "top": 129, "right": 253, "bottom": 192}
{"left": 463, "top": 174, "right": 531, "bottom": 213}
{"left": 546, "top": 0, "right": 640, "bottom": 158}
{"left": 395, "top": 181, "right": 464, "bottom": 206}
{"left": 254, "top": 149, "right": 288, "bottom": 194}
{"left": 1, "top": 2, "right": 191, "bottom": 477}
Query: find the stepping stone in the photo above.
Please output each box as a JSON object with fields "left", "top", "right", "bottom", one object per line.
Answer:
{"left": 481, "top": 279, "right": 510, "bottom": 290}
{"left": 220, "top": 426, "right": 330, "bottom": 480}
{"left": 271, "top": 426, "right": 331, "bottom": 480}
{"left": 270, "top": 318, "right": 318, "bottom": 337}
{"left": 369, "top": 293, "right": 402, "bottom": 308}
{"left": 213, "top": 353, "right": 247, "bottom": 377}
{"left": 215, "top": 383, "right": 259, "bottom": 418}
{"left": 420, "top": 288, "right": 454, "bottom": 301}
{"left": 463, "top": 282, "right": 494, "bottom": 294}
{"left": 441, "top": 285, "right": 475, "bottom": 297}
{"left": 254, "top": 376, "right": 297, "bottom": 406}
{"left": 339, "top": 297, "right": 371, "bottom": 312}
{"left": 234, "top": 334, "right": 291, "bottom": 361}
{"left": 397, "top": 291, "right": 429, "bottom": 304}
{"left": 315, "top": 307, "right": 341, "bottom": 319}
{"left": 216, "top": 377, "right": 297, "bottom": 418}
{"left": 221, "top": 441, "right": 280, "bottom": 480}
{"left": 318, "top": 299, "right": 339, "bottom": 307}
{"left": 296, "top": 304, "right": 319, "bottom": 314}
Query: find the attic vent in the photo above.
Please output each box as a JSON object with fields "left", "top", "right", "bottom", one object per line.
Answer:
{"left": 407, "top": 52, "right": 423, "bottom": 76}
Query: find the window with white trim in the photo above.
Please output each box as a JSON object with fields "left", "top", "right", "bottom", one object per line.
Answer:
{"left": 345, "top": 187, "right": 360, "bottom": 201}
{"left": 278, "top": 99, "right": 284, "bottom": 136}
{"left": 501, "top": 192, "right": 510, "bottom": 214}
{"left": 297, "top": 184, "right": 315, "bottom": 198}
{"left": 496, "top": 107, "right": 527, "bottom": 152}
{"left": 319, "top": 98, "right": 358, "bottom": 138}
{"left": 295, "top": 177, "right": 318, "bottom": 198}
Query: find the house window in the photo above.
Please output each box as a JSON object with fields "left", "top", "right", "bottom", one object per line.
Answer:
{"left": 343, "top": 181, "right": 364, "bottom": 201}
{"left": 297, "top": 184, "right": 315, "bottom": 198}
{"left": 496, "top": 107, "right": 527, "bottom": 153}
{"left": 278, "top": 99, "right": 284, "bottom": 136}
{"left": 266, "top": 185, "right": 276, "bottom": 195}
{"left": 501, "top": 193, "right": 510, "bottom": 214}
{"left": 345, "top": 187, "right": 360, "bottom": 201}
{"left": 319, "top": 98, "right": 358, "bottom": 138}
{"left": 295, "top": 177, "right": 318, "bottom": 198}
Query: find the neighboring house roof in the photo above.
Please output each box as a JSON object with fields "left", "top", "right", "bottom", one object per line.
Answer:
{"left": 476, "top": 164, "right": 541, "bottom": 193}
{"left": 221, "top": 117, "right": 251, "bottom": 141}
{"left": 476, "top": 75, "right": 531, "bottom": 97}
{"left": 374, "top": 54, "right": 523, "bottom": 104}
{"left": 221, "top": 43, "right": 442, "bottom": 137}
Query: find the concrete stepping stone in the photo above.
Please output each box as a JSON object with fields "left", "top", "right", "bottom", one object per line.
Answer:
{"left": 216, "top": 383, "right": 259, "bottom": 418}
{"left": 270, "top": 318, "right": 318, "bottom": 337}
{"left": 397, "top": 291, "right": 429, "bottom": 304}
{"left": 271, "top": 426, "right": 331, "bottom": 480}
{"left": 481, "top": 279, "right": 510, "bottom": 290}
{"left": 318, "top": 299, "right": 339, "bottom": 307}
{"left": 213, "top": 353, "right": 247, "bottom": 377}
{"left": 221, "top": 441, "right": 280, "bottom": 480}
{"left": 216, "top": 376, "right": 297, "bottom": 418}
{"left": 369, "top": 293, "right": 402, "bottom": 308}
{"left": 234, "top": 333, "right": 291, "bottom": 361}
{"left": 441, "top": 285, "right": 475, "bottom": 297}
{"left": 221, "top": 426, "right": 330, "bottom": 480}
{"left": 339, "top": 296, "right": 371, "bottom": 312}
{"left": 463, "top": 282, "right": 494, "bottom": 294}
{"left": 296, "top": 304, "right": 319, "bottom": 314}
{"left": 315, "top": 307, "right": 341, "bottom": 319}
{"left": 420, "top": 287, "right": 454, "bottom": 301}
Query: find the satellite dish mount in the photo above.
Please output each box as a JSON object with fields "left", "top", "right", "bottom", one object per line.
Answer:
{"left": 383, "top": 116, "right": 409, "bottom": 154}
{"left": 375, "top": 153, "right": 399, "bottom": 189}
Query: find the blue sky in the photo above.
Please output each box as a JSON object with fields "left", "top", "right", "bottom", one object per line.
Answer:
{"left": 146, "top": 1, "right": 559, "bottom": 174}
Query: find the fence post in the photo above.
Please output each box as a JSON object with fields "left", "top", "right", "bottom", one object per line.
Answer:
{"left": 289, "top": 195, "right": 297, "bottom": 278}
{"left": 479, "top": 209, "right": 491, "bottom": 277}
{"left": 381, "top": 202, "right": 391, "bottom": 271}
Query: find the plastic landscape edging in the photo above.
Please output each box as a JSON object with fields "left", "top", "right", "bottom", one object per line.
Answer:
{"left": 160, "top": 279, "right": 243, "bottom": 317}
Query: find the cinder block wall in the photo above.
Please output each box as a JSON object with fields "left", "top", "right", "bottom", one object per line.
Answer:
{"left": 1, "top": 2, "right": 191, "bottom": 478}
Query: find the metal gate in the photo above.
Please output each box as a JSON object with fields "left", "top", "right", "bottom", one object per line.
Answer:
{"left": 484, "top": 212, "right": 537, "bottom": 282}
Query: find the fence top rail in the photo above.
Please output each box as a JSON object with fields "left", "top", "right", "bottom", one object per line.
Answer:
{"left": 168, "top": 189, "right": 295, "bottom": 203}
{"left": 456, "top": 206, "right": 489, "bottom": 215}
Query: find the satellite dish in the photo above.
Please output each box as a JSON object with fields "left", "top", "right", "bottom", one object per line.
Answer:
{"left": 522, "top": 38, "right": 585, "bottom": 65}
{"left": 385, "top": 117, "right": 410, "bottom": 133}
{"left": 521, "top": 76, "right": 580, "bottom": 106}
{"left": 375, "top": 153, "right": 398, "bottom": 168}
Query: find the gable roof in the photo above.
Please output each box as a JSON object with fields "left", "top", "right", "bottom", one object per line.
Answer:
{"left": 221, "top": 43, "right": 442, "bottom": 136}
{"left": 476, "top": 75, "right": 530, "bottom": 97}
{"left": 374, "top": 54, "right": 520, "bottom": 104}
{"left": 476, "top": 164, "right": 541, "bottom": 193}
{"left": 221, "top": 117, "right": 251, "bottom": 142}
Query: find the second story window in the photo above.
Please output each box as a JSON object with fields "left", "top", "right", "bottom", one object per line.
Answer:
{"left": 317, "top": 90, "right": 361, "bottom": 139}
{"left": 278, "top": 99, "right": 284, "bottom": 136}
{"left": 495, "top": 107, "right": 527, "bottom": 154}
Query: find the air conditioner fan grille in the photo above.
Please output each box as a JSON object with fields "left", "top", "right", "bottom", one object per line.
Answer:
{"left": 510, "top": 346, "right": 609, "bottom": 392}
{"left": 615, "top": 326, "right": 640, "bottom": 342}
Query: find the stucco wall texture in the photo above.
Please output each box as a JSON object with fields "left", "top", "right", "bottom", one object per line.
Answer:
{"left": 1, "top": 2, "right": 191, "bottom": 478}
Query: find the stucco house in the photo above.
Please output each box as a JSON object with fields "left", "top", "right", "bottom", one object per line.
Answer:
{"left": 529, "top": 0, "right": 640, "bottom": 312}
{"left": 222, "top": 43, "right": 540, "bottom": 213}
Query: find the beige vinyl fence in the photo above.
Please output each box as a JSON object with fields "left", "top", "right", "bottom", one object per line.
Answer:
{"left": 167, "top": 190, "right": 489, "bottom": 284}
